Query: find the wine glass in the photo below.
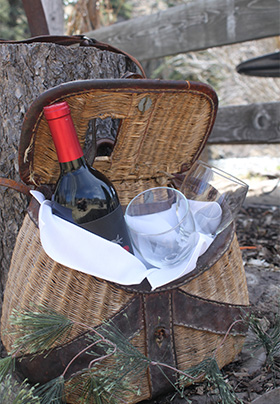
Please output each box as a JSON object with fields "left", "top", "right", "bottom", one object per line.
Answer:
{"left": 180, "top": 160, "right": 249, "bottom": 235}
{"left": 124, "top": 187, "right": 195, "bottom": 268}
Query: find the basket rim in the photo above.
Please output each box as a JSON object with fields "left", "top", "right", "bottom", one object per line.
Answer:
{"left": 27, "top": 195, "right": 235, "bottom": 294}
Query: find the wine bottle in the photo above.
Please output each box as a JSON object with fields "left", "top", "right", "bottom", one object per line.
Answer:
{"left": 43, "top": 101, "right": 132, "bottom": 252}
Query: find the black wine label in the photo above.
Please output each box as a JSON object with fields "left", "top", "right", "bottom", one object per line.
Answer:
{"left": 52, "top": 202, "right": 133, "bottom": 253}
{"left": 79, "top": 204, "right": 133, "bottom": 252}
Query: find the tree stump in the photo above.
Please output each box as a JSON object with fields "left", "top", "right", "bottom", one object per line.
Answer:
{"left": 0, "top": 42, "right": 136, "bottom": 349}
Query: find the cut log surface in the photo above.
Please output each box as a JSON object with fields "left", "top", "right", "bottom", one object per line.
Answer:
{"left": 0, "top": 42, "right": 135, "bottom": 326}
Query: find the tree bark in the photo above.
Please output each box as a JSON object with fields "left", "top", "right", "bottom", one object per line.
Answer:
{"left": 0, "top": 42, "right": 135, "bottom": 337}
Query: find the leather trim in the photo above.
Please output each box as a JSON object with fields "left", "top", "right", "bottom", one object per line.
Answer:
{"left": 115, "top": 222, "right": 234, "bottom": 293}
{"left": 0, "top": 178, "right": 30, "bottom": 196}
{"left": 27, "top": 197, "right": 40, "bottom": 225}
{"left": 16, "top": 295, "right": 143, "bottom": 384}
{"left": 15, "top": 286, "right": 249, "bottom": 394}
{"left": 26, "top": 195, "right": 235, "bottom": 295}
{"left": 27, "top": 185, "right": 53, "bottom": 226}
{"left": 144, "top": 292, "right": 177, "bottom": 396}
{"left": 0, "top": 35, "right": 146, "bottom": 79}
{"left": 18, "top": 78, "right": 217, "bottom": 186}
{"left": 173, "top": 289, "right": 249, "bottom": 336}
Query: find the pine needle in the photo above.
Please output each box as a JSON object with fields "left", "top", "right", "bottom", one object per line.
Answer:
{"left": 0, "top": 375, "right": 40, "bottom": 404}
{"left": 179, "top": 358, "right": 241, "bottom": 404}
{"left": 67, "top": 321, "right": 150, "bottom": 402}
{"left": 205, "top": 359, "right": 241, "bottom": 404}
{"left": 70, "top": 369, "right": 128, "bottom": 404}
{"left": 246, "top": 311, "right": 280, "bottom": 371}
{"left": 33, "top": 376, "right": 66, "bottom": 404}
{"left": 0, "top": 356, "right": 15, "bottom": 383}
{"left": 98, "top": 320, "right": 148, "bottom": 363}
{"left": 9, "top": 306, "right": 73, "bottom": 354}
{"left": 90, "top": 320, "right": 150, "bottom": 381}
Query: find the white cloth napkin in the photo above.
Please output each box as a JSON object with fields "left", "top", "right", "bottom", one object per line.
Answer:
{"left": 189, "top": 200, "right": 222, "bottom": 234}
{"left": 31, "top": 191, "right": 220, "bottom": 290}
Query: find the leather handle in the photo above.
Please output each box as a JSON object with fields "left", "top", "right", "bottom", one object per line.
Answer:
{"left": 0, "top": 34, "right": 147, "bottom": 79}
{"left": 0, "top": 178, "right": 31, "bottom": 196}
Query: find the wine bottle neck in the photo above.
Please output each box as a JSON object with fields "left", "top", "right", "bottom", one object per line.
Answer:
{"left": 60, "top": 156, "right": 87, "bottom": 173}
{"left": 44, "top": 102, "right": 84, "bottom": 163}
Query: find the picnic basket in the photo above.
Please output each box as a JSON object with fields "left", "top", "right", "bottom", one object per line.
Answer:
{"left": 1, "top": 78, "right": 250, "bottom": 403}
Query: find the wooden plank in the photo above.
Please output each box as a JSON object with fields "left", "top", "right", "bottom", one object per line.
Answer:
{"left": 85, "top": 0, "right": 280, "bottom": 61}
{"left": 208, "top": 102, "right": 280, "bottom": 144}
{"left": 22, "top": 0, "right": 49, "bottom": 36}
{"left": 41, "top": 0, "right": 64, "bottom": 35}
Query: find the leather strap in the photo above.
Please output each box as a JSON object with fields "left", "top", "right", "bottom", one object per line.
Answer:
{"left": 144, "top": 292, "right": 177, "bottom": 396}
{"left": 16, "top": 296, "right": 143, "bottom": 384}
{"left": 16, "top": 289, "right": 248, "bottom": 395}
{"left": 0, "top": 34, "right": 146, "bottom": 79}
{"left": 0, "top": 178, "right": 30, "bottom": 196}
{"left": 173, "top": 289, "right": 249, "bottom": 336}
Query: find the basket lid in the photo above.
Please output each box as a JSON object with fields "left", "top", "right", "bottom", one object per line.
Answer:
{"left": 19, "top": 78, "right": 218, "bottom": 186}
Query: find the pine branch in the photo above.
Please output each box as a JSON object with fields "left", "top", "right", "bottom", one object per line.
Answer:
{"left": 9, "top": 305, "right": 73, "bottom": 355}
{"left": 0, "top": 356, "right": 15, "bottom": 383}
{"left": 246, "top": 311, "right": 280, "bottom": 371}
{"left": 33, "top": 376, "right": 66, "bottom": 404}
{"left": 6, "top": 306, "right": 248, "bottom": 403}
{"left": 7, "top": 308, "right": 147, "bottom": 403}
{"left": 68, "top": 321, "right": 150, "bottom": 399}
{"left": 96, "top": 322, "right": 149, "bottom": 387}
{"left": 178, "top": 358, "right": 242, "bottom": 404}
{"left": 95, "top": 320, "right": 149, "bottom": 367}
{"left": 205, "top": 359, "right": 242, "bottom": 404}
{"left": 0, "top": 375, "right": 40, "bottom": 404}
{"left": 69, "top": 368, "right": 131, "bottom": 404}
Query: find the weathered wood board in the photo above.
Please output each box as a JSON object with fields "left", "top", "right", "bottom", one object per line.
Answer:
{"left": 209, "top": 102, "right": 280, "bottom": 144}
{"left": 86, "top": 0, "right": 280, "bottom": 61}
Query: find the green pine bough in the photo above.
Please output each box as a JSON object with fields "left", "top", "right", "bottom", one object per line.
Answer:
{"left": 0, "top": 305, "right": 279, "bottom": 403}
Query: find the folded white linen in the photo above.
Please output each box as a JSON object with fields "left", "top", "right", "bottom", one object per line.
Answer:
{"left": 189, "top": 200, "right": 222, "bottom": 234}
{"left": 30, "top": 191, "right": 219, "bottom": 290}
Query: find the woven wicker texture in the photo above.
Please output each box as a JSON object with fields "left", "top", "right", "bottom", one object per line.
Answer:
{"left": 1, "top": 214, "right": 248, "bottom": 348}
{"left": 18, "top": 79, "right": 217, "bottom": 206}
{"left": 1, "top": 79, "right": 249, "bottom": 403}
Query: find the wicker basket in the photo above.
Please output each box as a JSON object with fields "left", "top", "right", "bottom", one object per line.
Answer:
{"left": 1, "top": 79, "right": 249, "bottom": 403}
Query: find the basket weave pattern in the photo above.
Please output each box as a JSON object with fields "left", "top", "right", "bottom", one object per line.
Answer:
{"left": 1, "top": 214, "right": 248, "bottom": 349}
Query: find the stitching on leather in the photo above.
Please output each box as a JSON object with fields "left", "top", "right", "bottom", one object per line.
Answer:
{"left": 142, "top": 294, "right": 149, "bottom": 355}
{"left": 142, "top": 294, "right": 153, "bottom": 396}
{"left": 173, "top": 322, "right": 247, "bottom": 337}
{"left": 173, "top": 290, "right": 249, "bottom": 336}
{"left": 169, "top": 292, "right": 177, "bottom": 369}
{"left": 176, "top": 288, "right": 250, "bottom": 309}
